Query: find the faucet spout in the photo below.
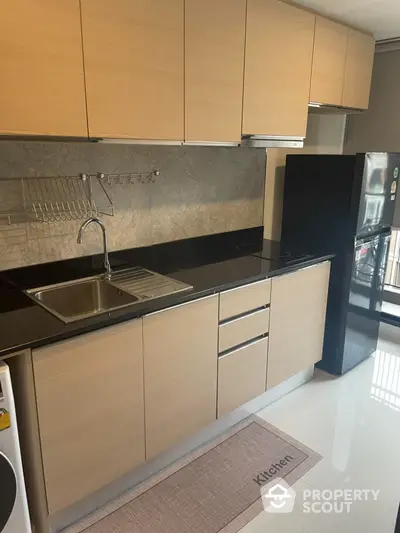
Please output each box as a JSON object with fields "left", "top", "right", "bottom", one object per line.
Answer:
{"left": 77, "top": 217, "right": 112, "bottom": 280}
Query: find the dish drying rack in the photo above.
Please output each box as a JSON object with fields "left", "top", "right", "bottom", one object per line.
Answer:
{"left": 0, "top": 174, "right": 113, "bottom": 224}
{"left": 0, "top": 170, "right": 160, "bottom": 224}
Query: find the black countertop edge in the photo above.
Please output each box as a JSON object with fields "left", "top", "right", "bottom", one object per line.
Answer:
{"left": 0, "top": 250, "right": 333, "bottom": 359}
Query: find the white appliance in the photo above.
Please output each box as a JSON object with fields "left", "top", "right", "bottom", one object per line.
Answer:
{"left": 0, "top": 362, "right": 31, "bottom": 533}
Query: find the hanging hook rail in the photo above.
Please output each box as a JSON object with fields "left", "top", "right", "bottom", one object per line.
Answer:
{"left": 98, "top": 170, "right": 160, "bottom": 186}
{"left": 0, "top": 169, "right": 160, "bottom": 225}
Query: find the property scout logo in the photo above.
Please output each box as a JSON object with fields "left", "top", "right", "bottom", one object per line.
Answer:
{"left": 259, "top": 477, "right": 380, "bottom": 515}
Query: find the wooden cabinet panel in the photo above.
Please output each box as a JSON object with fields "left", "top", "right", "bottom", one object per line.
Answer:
{"left": 185, "top": 0, "right": 246, "bottom": 142}
{"left": 33, "top": 320, "right": 145, "bottom": 514}
{"left": 217, "top": 337, "right": 268, "bottom": 417}
{"left": 81, "top": 0, "right": 184, "bottom": 140}
{"left": 243, "top": 0, "right": 315, "bottom": 137}
{"left": 310, "top": 17, "right": 349, "bottom": 106}
{"left": 342, "top": 29, "right": 375, "bottom": 109}
{"left": 218, "top": 308, "right": 269, "bottom": 353}
{"left": 219, "top": 279, "right": 271, "bottom": 321}
{"left": 143, "top": 296, "right": 218, "bottom": 460}
{"left": 0, "top": 0, "right": 87, "bottom": 137}
{"left": 267, "top": 262, "right": 330, "bottom": 390}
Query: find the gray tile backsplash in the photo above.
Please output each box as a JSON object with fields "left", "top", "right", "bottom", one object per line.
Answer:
{"left": 0, "top": 142, "right": 265, "bottom": 270}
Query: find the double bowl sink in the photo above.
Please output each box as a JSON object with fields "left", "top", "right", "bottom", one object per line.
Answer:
{"left": 26, "top": 267, "right": 192, "bottom": 323}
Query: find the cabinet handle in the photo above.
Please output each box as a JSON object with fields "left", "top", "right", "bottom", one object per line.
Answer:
{"left": 218, "top": 335, "right": 267, "bottom": 359}
{"left": 219, "top": 305, "right": 269, "bottom": 326}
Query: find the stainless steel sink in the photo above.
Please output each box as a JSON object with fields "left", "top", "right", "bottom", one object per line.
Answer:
{"left": 109, "top": 266, "right": 193, "bottom": 300}
{"left": 26, "top": 277, "right": 139, "bottom": 323}
{"left": 25, "top": 267, "right": 193, "bottom": 323}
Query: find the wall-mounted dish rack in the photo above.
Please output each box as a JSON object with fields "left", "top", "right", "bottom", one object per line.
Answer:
{"left": 0, "top": 174, "right": 113, "bottom": 225}
{"left": 0, "top": 170, "right": 160, "bottom": 225}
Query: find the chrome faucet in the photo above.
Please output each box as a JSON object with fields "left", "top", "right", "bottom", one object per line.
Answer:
{"left": 77, "top": 217, "right": 112, "bottom": 280}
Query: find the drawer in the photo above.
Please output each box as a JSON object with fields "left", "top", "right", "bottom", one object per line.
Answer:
{"left": 217, "top": 337, "right": 268, "bottom": 417}
{"left": 219, "top": 278, "right": 271, "bottom": 321}
{"left": 218, "top": 307, "right": 269, "bottom": 353}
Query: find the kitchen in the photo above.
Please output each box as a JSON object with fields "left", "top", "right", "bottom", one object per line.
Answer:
{"left": 0, "top": 1, "right": 390, "bottom": 533}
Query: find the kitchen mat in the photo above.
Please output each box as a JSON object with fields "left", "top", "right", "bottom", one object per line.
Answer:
{"left": 64, "top": 415, "right": 321, "bottom": 533}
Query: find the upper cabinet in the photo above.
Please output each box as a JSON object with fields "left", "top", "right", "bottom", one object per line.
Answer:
{"left": 342, "top": 29, "right": 375, "bottom": 110}
{"left": 0, "top": 1, "right": 376, "bottom": 140}
{"left": 81, "top": 0, "right": 184, "bottom": 140}
{"left": 0, "top": 0, "right": 87, "bottom": 137}
{"left": 185, "top": 0, "right": 246, "bottom": 143}
{"left": 243, "top": 0, "right": 315, "bottom": 138}
{"left": 310, "top": 18, "right": 375, "bottom": 109}
{"left": 310, "top": 17, "right": 349, "bottom": 106}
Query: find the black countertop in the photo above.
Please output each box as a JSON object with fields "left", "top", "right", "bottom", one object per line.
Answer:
{"left": 0, "top": 228, "right": 333, "bottom": 358}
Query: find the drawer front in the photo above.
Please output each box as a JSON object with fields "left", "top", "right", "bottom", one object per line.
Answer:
{"left": 219, "top": 278, "right": 271, "bottom": 321}
{"left": 218, "top": 337, "right": 268, "bottom": 417}
{"left": 219, "top": 307, "right": 269, "bottom": 353}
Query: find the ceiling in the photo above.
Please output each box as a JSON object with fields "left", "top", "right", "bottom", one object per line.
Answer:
{"left": 293, "top": 0, "right": 400, "bottom": 40}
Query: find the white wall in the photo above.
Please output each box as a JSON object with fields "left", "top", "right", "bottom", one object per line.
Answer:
{"left": 305, "top": 113, "right": 347, "bottom": 153}
{"left": 344, "top": 49, "right": 400, "bottom": 154}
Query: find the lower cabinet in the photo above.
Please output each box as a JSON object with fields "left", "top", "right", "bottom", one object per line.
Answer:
{"left": 143, "top": 295, "right": 219, "bottom": 460}
{"left": 29, "top": 263, "right": 331, "bottom": 515}
{"left": 267, "top": 262, "right": 330, "bottom": 390}
{"left": 33, "top": 319, "right": 145, "bottom": 514}
{"left": 217, "top": 337, "right": 268, "bottom": 417}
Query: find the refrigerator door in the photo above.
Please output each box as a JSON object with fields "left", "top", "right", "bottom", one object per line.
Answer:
{"left": 282, "top": 154, "right": 357, "bottom": 254}
{"left": 341, "top": 230, "right": 391, "bottom": 374}
{"left": 356, "top": 153, "right": 400, "bottom": 237}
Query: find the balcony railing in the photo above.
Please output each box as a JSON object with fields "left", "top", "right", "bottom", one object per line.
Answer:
{"left": 383, "top": 229, "right": 400, "bottom": 318}
{"left": 386, "top": 230, "right": 400, "bottom": 288}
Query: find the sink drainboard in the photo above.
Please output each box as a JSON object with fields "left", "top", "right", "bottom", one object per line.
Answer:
{"left": 109, "top": 267, "right": 193, "bottom": 300}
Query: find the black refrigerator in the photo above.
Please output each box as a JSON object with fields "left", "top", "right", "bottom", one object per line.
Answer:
{"left": 281, "top": 153, "right": 399, "bottom": 375}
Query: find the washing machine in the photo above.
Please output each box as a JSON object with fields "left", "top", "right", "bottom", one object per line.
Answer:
{"left": 0, "top": 361, "right": 31, "bottom": 533}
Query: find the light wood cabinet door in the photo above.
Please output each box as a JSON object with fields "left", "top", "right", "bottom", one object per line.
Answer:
{"left": 243, "top": 0, "right": 315, "bottom": 137}
{"left": 267, "top": 262, "right": 330, "bottom": 390}
{"left": 217, "top": 337, "right": 268, "bottom": 417}
{"left": 310, "top": 17, "right": 349, "bottom": 106}
{"left": 219, "top": 278, "right": 271, "bottom": 321}
{"left": 143, "top": 296, "right": 218, "bottom": 459}
{"left": 33, "top": 320, "right": 145, "bottom": 514}
{"left": 0, "top": 0, "right": 87, "bottom": 137}
{"left": 81, "top": 0, "right": 184, "bottom": 140}
{"left": 218, "top": 308, "right": 269, "bottom": 353}
{"left": 342, "top": 29, "right": 375, "bottom": 109}
{"left": 185, "top": 0, "right": 246, "bottom": 142}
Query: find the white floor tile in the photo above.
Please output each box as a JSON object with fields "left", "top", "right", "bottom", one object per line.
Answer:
{"left": 239, "top": 480, "right": 315, "bottom": 533}
{"left": 305, "top": 491, "right": 398, "bottom": 533}
{"left": 239, "top": 329, "right": 400, "bottom": 532}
